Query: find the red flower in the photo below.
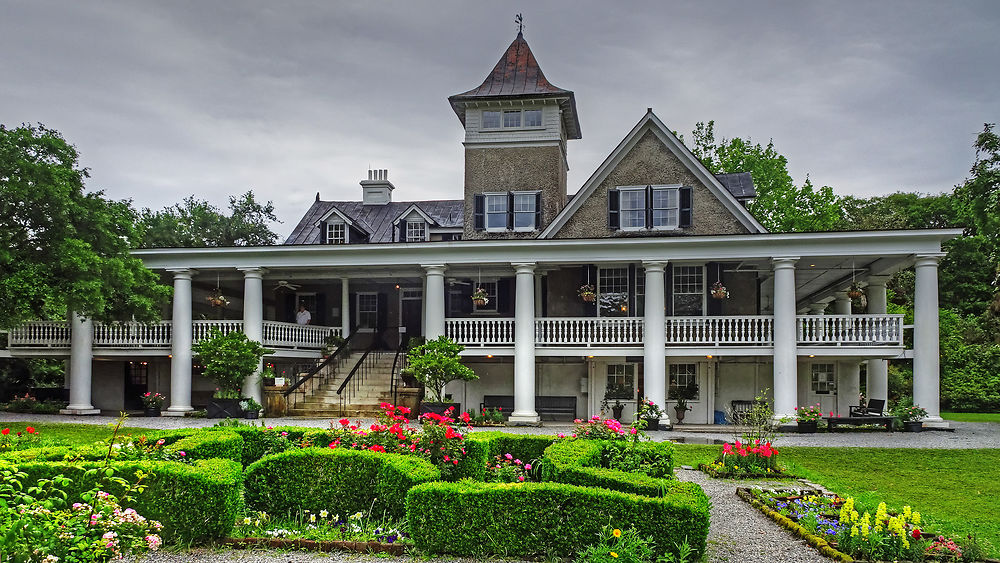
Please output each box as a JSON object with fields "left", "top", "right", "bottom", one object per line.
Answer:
{"left": 339, "top": 418, "right": 350, "bottom": 426}
{"left": 1, "top": 428, "right": 8, "bottom": 436}
{"left": 26, "top": 427, "right": 35, "bottom": 434}
{"left": 461, "top": 412, "right": 471, "bottom": 423}
{"left": 398, "top": 406, "right": 411, "bottom": 415}
{"left": 912, "top": 528, "right": 921, "bottom": 539}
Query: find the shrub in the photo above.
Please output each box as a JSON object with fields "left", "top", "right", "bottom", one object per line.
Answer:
{"left": 602, "top": 441, "right": 674, "bottom": 478}
{"left": 191, "top": 329, "right": 273, "bottom": 396}
{"left": 570, "top": 415, "right": 643, "bottom": 441}
{"left": 454, "top": 432, "right": 555, "bottom": 481}
{"left": 540, "top": 440, "right": 689, "bottom": 499}
{"left": 166, "top": 431, "right": 242, "bottom": 463}
{"left": 6, "top": 458, "right": 243, "bottom": 543}
{"left": 401, "top": 336, "right": 477, "bottom": 402}
{"left": 244, "top": 447, "right": 440, "bottom": 520}
{"left": 406, "top": 480, "right": 709, "bottom": 559}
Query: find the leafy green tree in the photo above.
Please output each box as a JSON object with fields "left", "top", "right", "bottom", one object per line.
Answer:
{"left": 402, "top": 336, "right": 477, "bottom": 403}
{"left": 0, "top": 124, "right": 171, "bottom": 329}
{"left": 686, "top": 120, "right": 843, "bottom": 232}
{"left": 192, "top": 329, "right": 273, "bottom": 398}
{"left": 140, "top": 191, "right": 279, "bottom": 248}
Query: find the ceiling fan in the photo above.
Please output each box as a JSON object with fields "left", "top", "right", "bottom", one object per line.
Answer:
{"left": 273, "top": 280, "right": 302, "bottom": 291}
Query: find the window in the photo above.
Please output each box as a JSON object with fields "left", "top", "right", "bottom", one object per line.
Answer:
{"left": 485, "top": 193, "right": 508, "bottom": 230}
{"left": 473, "top": 281, "right": 497, "bottom": 312}
{"left": 606, "top": 364, "right": 635, "bottom": 399}
{"left": 620, "top": 188, "right": 645, "bottom": 230}
{"left": 668, "top": 364, "right": 699, "bottom": 400}
{"left": 598, "top": 267, "right": 629, "bottom": 317}
{"left": 405, "top": 220, "right": 426, "bottom": 242}
{"left": 811, "top": 364, "right": 836, "bottom": 395}
{"left": 513, "top": 192, "right": 537, "bottom": 230}
{"left": 651, "top": 187, "right": 679, "bottom": 229}
{"left": 672, "top": 265, "right": 703, "bottom": 316}
{"left": 524, "top": 109, "right": 542, "bottom": 127}
{"left": 635, "top": 273, "right": 645, "bottom": 316}
{"left": 357, "top": 293, "right": 378, "bottom": 330}
{"left": 503, "top": 110, "right": 521, "bottom": 128}
{"left": 482, "top": 110, "right": 501, "bottom": 129}
{"left": 326, "top": 222, "right": 346, "bottom": 244}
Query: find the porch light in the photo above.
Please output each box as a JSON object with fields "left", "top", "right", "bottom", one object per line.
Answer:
{"left": 395, "top": 284, "right": 400, "bottom": 289}
{"left": 809, "top": 354, "right": 815, "bottom": 358}
{"left": 487, "top": 354, "right": 493, "bottom": 358}
{"left": 706, "top": 354, "right": 713, "bottom": 359}
{"left": 587, "top": 355, "right": 594, "bottom": 358}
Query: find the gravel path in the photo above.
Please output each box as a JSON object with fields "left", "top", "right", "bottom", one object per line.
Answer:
{"left": 676, "top": 469, "right": 827, "bottom": 563}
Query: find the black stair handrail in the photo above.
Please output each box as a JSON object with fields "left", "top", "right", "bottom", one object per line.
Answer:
{"left": 283, "top": 328, "right": 357, "bottom": 397}
{"left": 336, "top": 332, "right": 383, "bottom": 396}
{"left": 389, "top": 344, "right": 408, "bottom": 406}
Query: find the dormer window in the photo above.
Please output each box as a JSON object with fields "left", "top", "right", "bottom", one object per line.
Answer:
{"left": 326, "top": 221, "right": 347, "bottom": 244}
{"left": 608, "top": 185, "right": 692, "bottom": 231}
{"left": 405, "top": 220, "right": 427, "bottom": 242}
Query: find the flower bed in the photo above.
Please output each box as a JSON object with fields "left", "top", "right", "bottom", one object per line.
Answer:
{"left": 227, "top": 508, "right": 411, "bottom": 555}
{"left": 698, "top": 439, "right": 794, "bottom": 479}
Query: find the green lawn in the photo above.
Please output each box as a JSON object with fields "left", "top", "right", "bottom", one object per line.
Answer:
{"left": 0, "top": 421, "right": 158, "bottom": 446}
{"left": 672, "top": 443, "right": 1000, "bottom": 557}
{"left": 941, "top": 411, "right": 1000, "bottom": 423}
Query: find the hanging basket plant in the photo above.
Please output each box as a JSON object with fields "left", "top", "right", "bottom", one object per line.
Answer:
{"left": 710, "top": 281, "right": 730, "bottom": 299}
{"left": 846, "top": 282, "right": 864, "bottom": 300}
{"left": 471, "top": 287, "right": 489, "bottom": 307}
{"left": 578, "top": 284, "right": 596, "bottom": 303}
{"left": 207, "top": 288, "right": 230, "bottom": 308}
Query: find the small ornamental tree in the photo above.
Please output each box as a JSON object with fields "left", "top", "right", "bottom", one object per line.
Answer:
{"left": 192, "top": 330, "right": 273, "bottom": 398}
{"left": 402, "top": 336, "right": 476, "bottom": 403}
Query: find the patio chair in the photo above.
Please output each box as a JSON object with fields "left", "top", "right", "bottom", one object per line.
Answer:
{"left": 849, "top": 399, "right": 885, "bottom": 417}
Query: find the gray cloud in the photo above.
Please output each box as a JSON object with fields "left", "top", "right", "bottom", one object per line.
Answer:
{"left": 2, "top": 0, "right": 997, "bottom": 235}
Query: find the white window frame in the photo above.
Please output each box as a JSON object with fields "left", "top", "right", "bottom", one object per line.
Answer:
{"left": 481, "top": 110, "right": 501, "bottom": 129}
{"left": 523, "top": 108, "right": 543, "bottom": 127}
{"left": 326, "top": 221, "right": 347, "bottom": 244}
{"left": 512, "top": 191, "right": 538, "bottom": 232}
{"left": 672, "top": 265, "right": 704, "bottom": 316}
{"left": 597, "top": 266, "right": 630, "bottom": 317}
{"left": 502, "top": 110, "right": 522, "bottom": 128}
{"left": 479, "top": 108, "right": 545, "bottom": 131}
{"left": 472, "top": 280, "right": 498, "bottom": 313}
{"left": 484, "top": 192, "right": 508, "bottom": 232}
{"left": 651, "top": 186, "right": 680, "bottom": 230}
{"left": 405, "top": 220, "right": 427, "bottom": 242}
{"left": 605, "top": 363, "right": 635, "bottom": 400}
{"left": 618, "top": 187, "right": 646, "bottom": 231}
{"left": 356, "top": 292, "right": 378, "bottom": 332}
{"left": 668, "top": 363, "right": 699, "bottom": 401}
{"left": 810, "top": 363, "right": 837, "bottom": 395}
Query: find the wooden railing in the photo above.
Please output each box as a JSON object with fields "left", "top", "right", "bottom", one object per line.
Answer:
{"left": 665, "top": 316, "right": 774, "bottom": 345}
{"left": 445, "top": 318, "right": 515, "bottom": 346}
{"left": 263, "top": 321, "right": 341, "bottom": 349}
{"left": 536, "top": 317, "right": 644, "bottom": 346}
{"left": 192, "top": 320, "right": 243, "bottom": 342}
{"left": 93, "top": 322, "right": 172, "bottom": 347}
{"left": 797, "top": 314, "right": 904, "bottom": 346}
{"left": 8, "top": 321, "right": 71, "bottom": 347}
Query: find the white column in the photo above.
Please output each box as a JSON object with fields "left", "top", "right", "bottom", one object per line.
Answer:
{"left": 865, "top": 276, "right": 890, "bottom": 404}
{"left": 61, "top": 312, "right": 99, "bottom": 414}
{"left": 836, "top": 360, "right": 862, "bottom": 416}
{"left": 422, "top": 265, "right": 446, "bottom": 339}
{"left": 834, "top": 291, "right": 852, "bottom": 315}
{"left": 240, "top": 267, "right": 265, "bottom": 405}
{"left": 914, "top": 254, "right": 945, "bottom": 425}
{"left": 165, "top": 269, "right": 195, "bottom": 415}
{"left": 642, "top": 261, "right": 669, "bottom": 425}
{"left": 341, "top": 278, "right": 351, "bottom": 338}
{"left": 772, "top": 257, "right": 799, "bottom": 421}
{"left": 509, "top": 262, "right": 539, "bottom": 424}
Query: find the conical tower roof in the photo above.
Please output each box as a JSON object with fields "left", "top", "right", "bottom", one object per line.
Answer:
{"left": 449, "top": 32, "right": 581, "bottom": 139}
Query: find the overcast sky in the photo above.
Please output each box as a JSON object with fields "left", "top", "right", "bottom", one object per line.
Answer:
{"left": 3, "top": 1, "right": 998, "bottom": 237}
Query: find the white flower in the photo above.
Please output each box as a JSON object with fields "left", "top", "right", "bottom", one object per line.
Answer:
{"left": 319, "top": 510, "right": 329, "bottom": 518}
{"left": 309, "top": 514, "right": 316, "bottom": 523}
{"left": 243, "top": 517, "right": 251, "bottom": 525}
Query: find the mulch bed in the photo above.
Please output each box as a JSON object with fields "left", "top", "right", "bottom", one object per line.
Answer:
{"left": 224, "top": 537, "right": 406, "bottom": 555}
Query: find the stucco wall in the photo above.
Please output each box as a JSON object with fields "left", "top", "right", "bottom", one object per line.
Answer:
{"left": 554, "top": 130, "right": 750, "bottom": 239}
{"left": 463, "top": 145, "right": 567, "bottom": 240}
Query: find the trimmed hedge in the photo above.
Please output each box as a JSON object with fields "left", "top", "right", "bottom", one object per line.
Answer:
{"left": 455, "top": 432, "right": 556, "bottom": 480}
{"left": 6, "top": 458, "right": 243, "bottom": 543}
{"left": 244, "top": 447, "right": 440, "bottom": 519}
{"left": 166, "top": 431, "right": 242, "bottom": 463}
{"left": 406, "top": 480, "right": 710, "bottom": 558}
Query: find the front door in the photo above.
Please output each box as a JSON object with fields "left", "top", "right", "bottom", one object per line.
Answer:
{"left": 400, "top": 288, "right": 423, "bottom": 348}
{"left": 808, "top": 363, "right": 838, "bottom": 415}
{"left": 123, "top": 362, "right": 148, "bottom": 410}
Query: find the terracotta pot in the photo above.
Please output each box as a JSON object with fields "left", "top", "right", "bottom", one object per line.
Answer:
{"left": 711, "top": 290, "right": 728, "bottom": 299}
{"left": 472, "top": 298, "right": 487, "bottom": 306}
{"left": 847, "top": 290, "right": 864, "bottom": 299}
{"left": 581, "top": 293, "right": 596, "bottom": 303}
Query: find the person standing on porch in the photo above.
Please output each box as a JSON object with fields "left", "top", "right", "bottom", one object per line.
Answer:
{"left": 296, "top": 304, "right": 312, "bottom": 325}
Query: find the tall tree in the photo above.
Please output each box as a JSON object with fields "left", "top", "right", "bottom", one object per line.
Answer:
{"left": 954, "top": 123, "right": 1000, "bottom": 312}
{"left": 0, "top": 124, "right": 171, "bottom": 329}
{"left": 140, "top": 191, "right": 279, "bottom": 248}
{"left": 686, "top": 120, "right": 844, "bottom": 232}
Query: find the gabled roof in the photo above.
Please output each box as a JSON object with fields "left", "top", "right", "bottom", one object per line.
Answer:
{"left": 392, "top": 204, "right": 439, "bottom": 227}
{"left": 449, "top": 32, "right": 581, "bottom": 139}
{"left": 540, "top": 110, "right": 767, "bottom": 237}
{"left": 285, "top": 199, "right": 463, "bottom": 244}
{"left": 316, "top": 205, "right": 365, "bottom": 231}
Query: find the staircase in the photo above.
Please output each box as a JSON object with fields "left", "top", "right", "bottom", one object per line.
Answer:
{"left": 286, "top": 350, "right": 397, "bottom": 418}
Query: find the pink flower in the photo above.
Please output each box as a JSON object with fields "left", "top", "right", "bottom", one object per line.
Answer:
{"left": 524, "top": 463, "right": 532, "bottom": 470}
{"left": 518, "top": 476, "right": 525, "bottom": 482}
{"left": 505, "top": 453, "right": 513, "bottom": 460}
{"left": 178, "top": 451, "right": 186, "bottom": 457}
{"left": 630, "top": 428, "right": 638, "bottom": 435}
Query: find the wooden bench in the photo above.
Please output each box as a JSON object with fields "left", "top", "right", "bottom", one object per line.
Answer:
{"left": 729, "top": 400, "right": 765, "bottom": 424}
{"left": 480, "top": 395, "right": 577, "bottom": 421}
{"left": 825, "top": 416, "right": 895, "bottom": 432}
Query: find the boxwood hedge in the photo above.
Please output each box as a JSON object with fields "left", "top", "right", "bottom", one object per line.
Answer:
{"left": 406, "top": 480, "right": 709, "bottom": 558}
{"left": 539, "top": 439, "right": 693, "bottom": 498}
{"left": 454, "top": 432, "right": 556, "bottom": 480}
{"left": 244, "top": 447, "right": 440, "bottom": 519}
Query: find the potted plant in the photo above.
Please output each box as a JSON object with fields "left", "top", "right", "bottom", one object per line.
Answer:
{"left": 710, "top": 281, "right": 729, "bottom": 299}
{"left": 601, "top": 384, "right": 628, "bottom": 420}
{"left": 192, "top": 329, "right": 273, "bottom": 419}
{"left": 471, "top": 288, "right": 489, "bottom": 307}
{"left": 141, "top": 392, "right": 165, "bottom": 417}
{"left": 668, "top": 385, "right": 698, "bottom": 424}
{"left": 846, "top": 282, "right": 864, "bottom": 299}
{"left": 578, "top": 284, "right": 596, "bottom": 303}
{"left": 402, "top": 336, "right": 478, "bottom": 415}
{"left": 635, "top": 398, "right": 665, "bottom": 431}
{"left": 206, "top": 288, "right": 230, "bottom": 308}
{"left": 894, "top": 403, "right": 928, "bottom": 432}
{"left": 322, "top": 333, "right": 346, "bottom": 358}
{"left": 240, "top": 397, "right": 262, "bottom": 420}
{"left": 794, "top": 403, "right": 823, "bottom": 433}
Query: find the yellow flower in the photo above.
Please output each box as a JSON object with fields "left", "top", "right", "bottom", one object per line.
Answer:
{"left": 610, "top": 552, "right": 619, "bottom": 558}
{"left": 913, "top": 511, "right": 921, "bottom": 525}
{"left": 612, "top": 529, "right": 622, "bottom": 538}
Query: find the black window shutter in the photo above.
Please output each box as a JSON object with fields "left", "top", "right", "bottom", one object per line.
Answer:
{"left": 645, "top": 186, "right": 653, "bottom": 229}
{"left": 665, "top": 266, "right": 674, "bottom": 316}
{"left": 534, "top": 192, "right": 542, "bottom": 229}
{"left": 585, "top": 265, "right": 598, "bottom": 317}
{"left": 628, "top": 264, "right": 636, "bottom": 316}
{"left": 458, "top": 281, "right": 474, "bottom": 315}
{"left": 679, "top": 186, "right": 693, "bottom": 228}
{"left": 507, "top": 192, "right": 514, "bottom": 230}
{"left": 607, "top": 189, "right": 620, "bottom": 230}
{"left": 473, "top": 194, "right": 485, "bottom": 230}
{"left": 316, "top": 293, "right": 327, "bottom": 326}
{"left": 377, "top": 293, "right": 388, "bottom": 332}
{"left": 497, "top": 278, "right": 514, "bottom": 315}
{"left": 319, "top": 223, "right": 327, "bottom": 244}
{"left": 285, "top": 293, "right": 296, "bottom": 322}
{"left": 396, "top": 222, "right": 405, "bottom": 242}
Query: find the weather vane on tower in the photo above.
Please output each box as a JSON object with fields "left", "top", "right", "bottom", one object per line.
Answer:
{"left": 515, "top": 13, "right": 523, "bottom": 34}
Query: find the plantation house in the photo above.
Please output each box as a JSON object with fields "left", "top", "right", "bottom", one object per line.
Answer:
{"left": 2, "top": 32, "right": 958, "bottom": 427}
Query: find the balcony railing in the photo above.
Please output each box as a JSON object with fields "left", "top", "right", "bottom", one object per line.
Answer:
{"left": 666, "top": 316, "right": 774, "bottom": 345}
{"left": 536, "top": 317, "right": 644, "bottom": 346}
{"left": 797, "top": 314, "right": 904, "bottom": 346}
{"left": 7, "top": 320, "right": 342, "bottom": 351}
{"left": 445, "top": 318, "right": 515, "bottom": 346}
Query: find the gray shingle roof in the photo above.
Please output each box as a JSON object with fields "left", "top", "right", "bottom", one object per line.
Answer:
{"left": 284, "top": 199, "right": 464, "bottom": 244}
{"left": 715, "top": 172, "right": 756, "bottom": 199}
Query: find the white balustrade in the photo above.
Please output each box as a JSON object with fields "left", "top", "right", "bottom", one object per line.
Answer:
{"left": 445, "top": 318, "right": 515, "bottom": 346}
{"left": 796, "top": 314, "right": 903, "bottom": 346}
{"left": 93, "top": 322, "right": 172, "bottom": 347}
{"left": 263, "top": 321, "right": 341, "bottom": 349}
{"left": 535, "top": 317, "right": 644, "bottom": 346}
{"left": 665, "top": 316, "right": 774, "bottom": 345}
{"left": 192, "top": 320, "right": 244, "bottom": 342}
{"left": 8, "top": 321, "right": 71, "bottom": 347}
